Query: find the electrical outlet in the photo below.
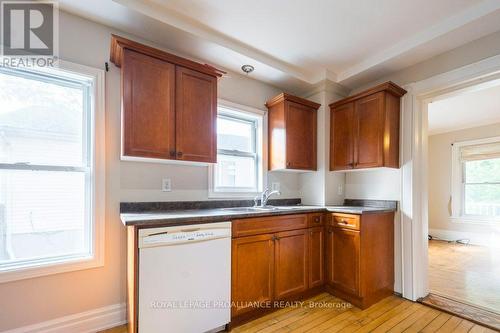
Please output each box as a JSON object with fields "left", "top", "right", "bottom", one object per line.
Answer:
{"left": 162, "top": 178, "right": 172, "bottom": 192}
{"left": 272, "top": 182, "right": 280, "bottom": 192}
{"left": 337, "top": 184, "right": 343, "bottom": 195}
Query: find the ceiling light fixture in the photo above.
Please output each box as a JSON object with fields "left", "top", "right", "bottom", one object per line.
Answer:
{"left": 241, "top": 64, "right": 254, "bottom": 75}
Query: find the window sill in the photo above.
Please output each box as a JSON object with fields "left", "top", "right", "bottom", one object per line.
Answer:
{"left": 0, "top": 253, "right": 104, "bottom": 284}
{"left": 208, "top": 190, "right": 260, "bottom": 199}
{"left": 450, "top": 216, "right": 500, "bottom": 225}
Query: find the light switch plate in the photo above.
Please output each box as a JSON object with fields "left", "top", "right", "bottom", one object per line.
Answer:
{"left": 272, "top": 182, "right": 280, "bottom": 192}
{"left": 337, "top": 184, "right": 343, "bottom": 195}
{"left": 162, "top": 178, "right": 172, "bottom": 192}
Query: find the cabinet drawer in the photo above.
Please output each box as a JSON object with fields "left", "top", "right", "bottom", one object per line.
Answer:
{"left": 332, "top": 213, "right": 360, "bottom": 230}
{"left": 308, "top": 213, "right": 325, "bottom": 227}
{"left": 232, "top": 214, "right": 308, "bottom": 238}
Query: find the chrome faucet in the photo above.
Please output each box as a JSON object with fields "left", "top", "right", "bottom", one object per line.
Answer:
{"left": 254, "top": 188, "right": 281, "bottom": 207}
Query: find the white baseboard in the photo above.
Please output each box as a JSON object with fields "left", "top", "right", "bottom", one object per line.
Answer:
{"left": 1, "top": 303, "right": 126, "bottom": 333}
{"left": 428, "top": 228, "right": 500, "bottom": 247}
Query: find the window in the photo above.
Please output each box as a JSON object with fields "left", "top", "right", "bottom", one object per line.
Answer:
{"left": 451, "top": 137, "right": 500, "bottom": 221}
{"left": 0, "top": 62, "right": 105, "bottom": 282}
{"left": 209, "top": 101, "right": 264, "bottom": 197}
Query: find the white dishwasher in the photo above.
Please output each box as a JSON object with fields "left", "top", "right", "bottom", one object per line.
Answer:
{"left": 138, "top": 222, "right": 231, "bottom": 333}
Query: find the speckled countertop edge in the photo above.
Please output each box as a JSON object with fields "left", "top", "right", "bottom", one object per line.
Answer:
{"left": 120, "top": 205, "right": 397, "bottom": 228}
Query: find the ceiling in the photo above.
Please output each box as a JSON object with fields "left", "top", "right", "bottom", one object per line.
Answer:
{"left": 428, "top": 82, "right": 500, "bottom": 135}
{"left": 58, "top": 0, "right": 500, "bottom": 92}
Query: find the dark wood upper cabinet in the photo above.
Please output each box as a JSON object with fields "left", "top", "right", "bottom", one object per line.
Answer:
{"left": 175, "top": 66, "right": 217, "bottom": 163}
{"left": 329, "top": 82, "right": 406, "bottom": 171}
{"left": 110, "top": 34, "right": 222, "bottom": 163}
{"left": 266, "top": 93, "right": 320, "bottom": 171}
{"left": 330, "top": 102, "right": 354, "bottom": 170}
{"left": 122, "top": 49, "right": 176, "bottom": 159}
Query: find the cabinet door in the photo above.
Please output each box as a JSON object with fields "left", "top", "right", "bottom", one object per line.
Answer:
{"left": 354, "top": 93, "right": 384, "bottom": 168}
{"left": 308, "top": 227, "right": 325, "bottom": 288}
{"left": 332, "top": 228, "right": 361, "bottom": 296}
{"left": 325, "top": 226, "right": 334, "bottom": 286}
{"left": 175, "top": 66, "right": 217, "bottom": 162}
{"left": 285, "top": 101, "right": 317, "bottom": 170}
{"left": 274, "top": 229, "right": 308, "bottom": 299}
{"left": 122, "top": 49, "right": 176, "bottom": 159}
{"left": 330, "top": 103, "right": 354, "bottom": 170}
{"left": 232, "top": 234, "right": 274, "bottom": 317}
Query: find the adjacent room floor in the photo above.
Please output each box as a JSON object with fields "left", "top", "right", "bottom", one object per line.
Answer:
{"left": 428, "top": 239, "right": 500, "bottom": 314}
{"left": 101, "top": 293, "right": 496, "bottom": 332}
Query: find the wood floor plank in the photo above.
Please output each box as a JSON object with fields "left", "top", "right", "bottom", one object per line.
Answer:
{"left": 402, "top": 308, "right": 441, "bottom": 333}
{"left": 369, "top": 303, "right": 423, "bottom": 332}
{"left": 469, "top": 324, "right": 499, "bottom": 333}
{"left": 420, "top": 312, "right": 453, "bottom": 332}
{"left": 386, "top": 306, "right": 433, "bottom": 332}
{"left": 352, "top": 299, "right": 416, "bottom": 333}
{"left": 453, "top": 320, "right": 475, "bottom": 332}
{"left": 99, "top": 294, "right": 496, "bottom": 333}
{"left": 435, "top": 316, "right": 463, "bottom": 332}
{"left": 232, "top": 294, "right": 331, "bottom": 333}
{"left": 285, "top": 302, "right": 350, "bottom": 332}
{"left": 337, "top": 296, "right": 405, "bottom": 332}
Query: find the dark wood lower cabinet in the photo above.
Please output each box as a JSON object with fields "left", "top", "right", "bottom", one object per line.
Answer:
{"left": 308, "top": 226, "right": 325, "bottom": 288}
{"left": 231, "top": 234, "right": 274, "bottom": 318}
{"left": 330, "top": 228, "right": 360, "bottom": 296}
{"left": 230, "top": 211, "right": 394, "bottom": 327}
{"left": 274, "top": 229, "right": 308, "bottom": 300}
{"left": 326, "top": 212, "right": 395, "bottom": 309}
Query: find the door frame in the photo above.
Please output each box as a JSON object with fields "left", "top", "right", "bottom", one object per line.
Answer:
{"left": 399, "top": 54, "right": 500, "bottom": 301}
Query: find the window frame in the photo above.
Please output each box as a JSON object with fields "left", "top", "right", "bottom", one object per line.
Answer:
{"left": 208, "top": 99, "right": 266, "bottom": 198}
{"left": 451, "top": 136, "right": 500, "bottom": 224}
{"left": 0, "top": 60, "right": 105, "bottom": 283}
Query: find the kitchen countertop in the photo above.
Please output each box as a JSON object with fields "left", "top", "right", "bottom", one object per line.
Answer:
{"left": 120, "top": 204, "right": 397, "bottom": 227}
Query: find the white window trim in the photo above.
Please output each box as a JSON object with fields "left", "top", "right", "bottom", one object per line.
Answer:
{"left": 208, "top": 99, "right": 267, "bottom": 199}
{"left": 0, "top": 60, "right": 106, "bottom": 283}
{"left": 450, "top": 135, "right": 500, "bottom": 225}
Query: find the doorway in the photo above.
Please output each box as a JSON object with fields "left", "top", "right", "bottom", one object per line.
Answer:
{"left": 401, "top": 70, "right": 500, "bottom": 330}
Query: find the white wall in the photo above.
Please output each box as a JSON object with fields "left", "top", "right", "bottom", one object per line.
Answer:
{"left": 345, "top": 169, "right": 401, "bottom": 200}
{"left": 428, "top": 123, "right": 500, "bottom": 246}
{"left": 299, "top": 83, "right": 347, "bottom": 206}
{"left": 0, "top": 10, "right": 300, "bottom": 332}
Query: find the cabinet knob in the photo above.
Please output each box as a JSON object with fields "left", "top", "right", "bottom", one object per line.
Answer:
{"left": 169, "top": 150, "right": 176, "bottom": 157}
{"left": 314, "top": 217, "right": 320, "bottom": 223}
{"left": 286, "top": 162, "right": 291, "bottom": 167}
{"left": 327, "top": 226, "right": 333, "bottom": 233}
{"left": 177, "top": 151, "right": 183, "bottom": 158}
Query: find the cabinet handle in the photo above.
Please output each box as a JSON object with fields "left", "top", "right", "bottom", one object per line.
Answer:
{"left": 177, "top": 151, "right": 183, "bottom": 158}
{"left": 286, "top": 162, "right": 291, "bottom": 167}
{"left": 169, "top": 150, "right": 176, "bottom": 157}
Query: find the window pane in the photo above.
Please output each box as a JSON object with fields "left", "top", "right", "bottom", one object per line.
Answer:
{"left": 0, "top": 70, "right": 86, "bottom": 166}
{"left": 215, "top": 154, "right": 256, "bottom": 189}
{"left": 464, "top": 184, "right": 500, "bottom": 217}
{"left": 0, "top": 170, "right": 89, "bottom": 268}
{"left": 465, "top": 158, "right": 500, "bottom": 183}
{"left": 217, "top": 116, "right": 254, "bottom": 152}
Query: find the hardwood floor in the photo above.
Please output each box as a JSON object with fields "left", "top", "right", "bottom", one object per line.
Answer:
{"left": 100, "top": 293, "right": 496, "bottom": 332}
{"left": 428, "top": 240, "right": 500, "bottom": 313}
